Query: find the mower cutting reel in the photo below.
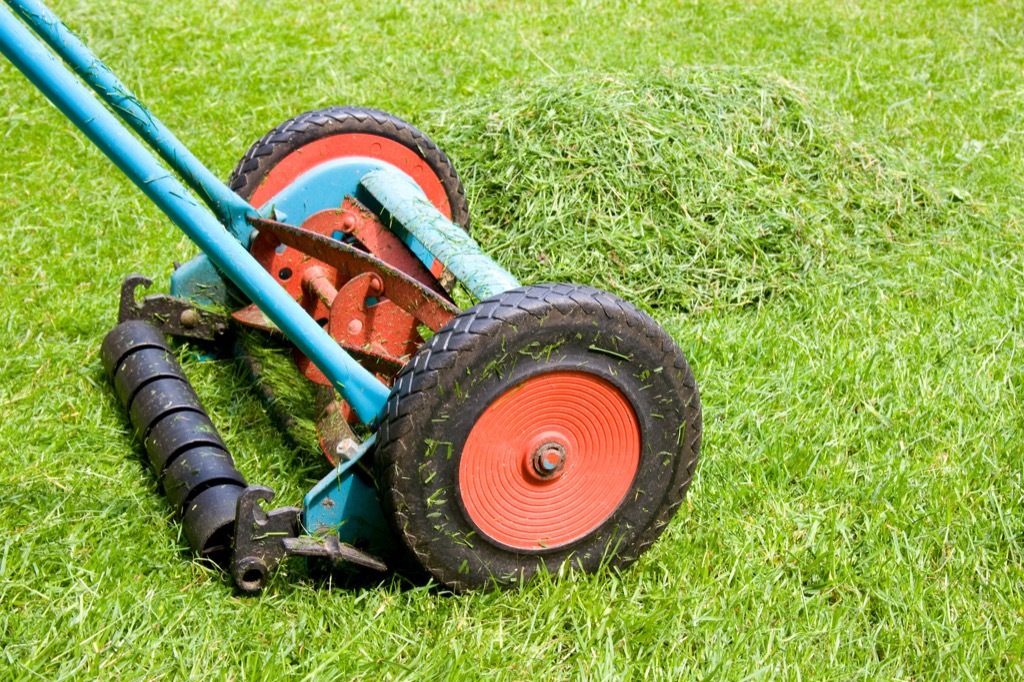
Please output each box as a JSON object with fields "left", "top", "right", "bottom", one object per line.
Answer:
{"left": 0, "top": 0, "right": 703, "bottom": 593}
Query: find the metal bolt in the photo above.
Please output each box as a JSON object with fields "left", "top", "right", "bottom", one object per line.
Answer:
{"left": 367, "top": 274, "right": 384, "bottom": 296}
{"left": 539, "top": 450, "right": 561, "bottom": 471}
{"left": 180, "top": 309, "right": 199, "bottom": 328}
{"left": 341, "top": 214, "right": 357, "bottom": 231}
{"left": 336, "top": 438, "right": 360, "bottom": 460}
{"left": 531, "top": 442, "right": 566, "bottom": 479}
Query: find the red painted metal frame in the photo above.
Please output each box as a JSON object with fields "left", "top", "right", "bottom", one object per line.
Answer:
{"left": 234, "top": 199, "right": 461, "bottom": 457}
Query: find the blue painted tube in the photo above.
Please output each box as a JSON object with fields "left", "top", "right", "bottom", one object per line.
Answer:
{"left": 5, "top": 0, "right": 255, "bottom": 243}
{"left": 361, "top": 169, "right": 520, "bottom": 300}
{"left": 0, "top": 5, "right": 390, "bottom": 423}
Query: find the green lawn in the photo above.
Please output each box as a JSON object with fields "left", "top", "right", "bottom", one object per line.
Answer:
{"left": 1, "top": 0, "right": 1023, "bottom": 679}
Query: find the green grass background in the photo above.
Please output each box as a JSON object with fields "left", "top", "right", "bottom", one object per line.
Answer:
{"left": 1, "top": 0, "right": 1023, "bottom": 679}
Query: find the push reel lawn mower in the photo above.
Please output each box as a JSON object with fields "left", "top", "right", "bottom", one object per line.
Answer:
{"left": 0, "top": 0, "right": 702, "bottom": 592}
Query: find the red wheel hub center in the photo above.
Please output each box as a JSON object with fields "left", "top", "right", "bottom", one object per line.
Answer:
{"left": 529, "top": 442, "right": 567, "bottom": 480}
{"left": 458, "top": 371, "right": 641, "bottom": 551}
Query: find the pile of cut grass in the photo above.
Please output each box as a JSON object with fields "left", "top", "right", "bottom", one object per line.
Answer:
{"left": 430, "top": 69, "right": 965, "bottom": 310}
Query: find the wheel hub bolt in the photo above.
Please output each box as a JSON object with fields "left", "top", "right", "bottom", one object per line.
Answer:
{"left": 531, "top": 442, "right": 566, "bottom": 478}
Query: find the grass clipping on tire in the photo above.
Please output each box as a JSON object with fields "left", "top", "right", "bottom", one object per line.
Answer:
{"left": 429, "top": 69, "right": 958, "bottom": 311}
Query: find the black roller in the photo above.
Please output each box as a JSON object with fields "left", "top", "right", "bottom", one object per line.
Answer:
{"left": 163, "top": 446, "right": 247, "bottom": 512}
{"left": 182, "top": 483, "right": 246, "bottom": 565}
{"left": 103, "top": 319, "right": 250, "bottom": 570}
{"left": 101, "top": 319, "right": 171, "bottom": 377}
{"left": 143, "top": 410, "right": 228, "bottom": 476}
{"left": 128, "top": 376, "right": 205, "bottom": 438}
{"left": 113, "top": 347, "right": 186, "bottom": 411}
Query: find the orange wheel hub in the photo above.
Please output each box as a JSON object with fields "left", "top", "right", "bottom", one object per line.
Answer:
{"left": 458, "top": 371, "right": 641, "bottom": 551}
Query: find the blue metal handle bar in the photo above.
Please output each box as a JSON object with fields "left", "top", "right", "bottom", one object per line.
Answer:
{"left": 362, "top": 170, "right": 520, "bottom": 300}
{"left": 5, "top": 0, "right": 255, "bottom": 244}
{"left": 0, "top": 3, "right": 390, "bottom": 423}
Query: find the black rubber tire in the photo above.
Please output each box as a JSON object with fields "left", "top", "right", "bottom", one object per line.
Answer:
{"left": 228, "top": 106, "right": 470, "bottom": 231}
{"left": 374, "top": 283, "right": 702, "bottom": 591}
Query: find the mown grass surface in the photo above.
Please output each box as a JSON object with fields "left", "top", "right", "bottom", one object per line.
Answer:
{"left": 1, "top": 0, "right": 1023, "bottom": 679}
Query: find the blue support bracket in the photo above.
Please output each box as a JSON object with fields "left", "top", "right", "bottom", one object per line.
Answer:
{"left": 170, "top": 255, "right": 244, "bottom": 309}
{"left": 303, "top": 436, "right": 394, "bottom": 552}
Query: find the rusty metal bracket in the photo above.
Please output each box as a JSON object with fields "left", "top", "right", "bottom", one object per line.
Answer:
{"left": 118, "top": 274, "right": 230, "bottom": 343}
{"left": 281, "top": 536, "right": 387, "bottom": 572}
{"left": 231, "top": 486, "right": 386, "bottom": 593}
{"left": 231, "top": 486, "right": 301, "bottom": 592}
{"left": 305, "top": 199, "right": 446, "bottom": 295}
{"left": 247, "top": 216, "right": 459, "bottom": 331}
